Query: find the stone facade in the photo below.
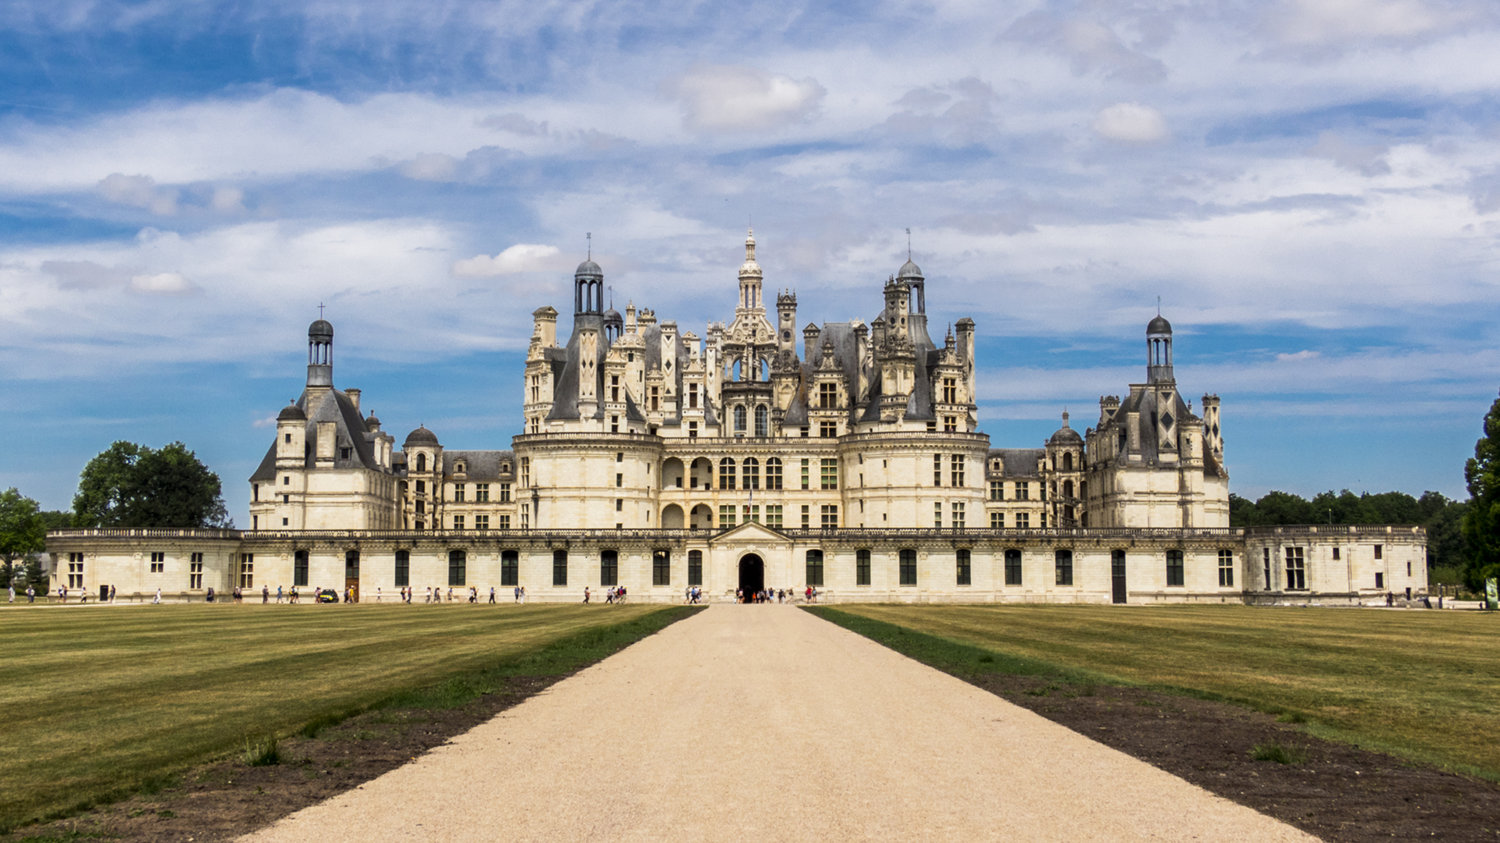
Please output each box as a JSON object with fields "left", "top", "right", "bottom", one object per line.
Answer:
{"left": 47, "top": 231, "right": 1427, "bottom": 603}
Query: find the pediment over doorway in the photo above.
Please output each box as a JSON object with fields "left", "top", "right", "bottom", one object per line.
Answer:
{"left": 711, "top": 521, "right": 793, "bottom": 548}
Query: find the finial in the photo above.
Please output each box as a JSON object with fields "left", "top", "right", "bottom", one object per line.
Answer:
{"left": 1157, "top": 295, "right": 1161, "bottom": 315}
{"left": 318, "top": 302, "right": 325, "bottom": 319}
{"left": 608, "top": 285, "right": 614, "bottom": 308}
{"left": 906, "top": 227, "right": 912, "bottom": 260}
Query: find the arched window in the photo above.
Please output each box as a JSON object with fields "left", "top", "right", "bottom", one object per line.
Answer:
{"left": 734, "top": 405, "right": 747, "bottom": 433}
{"left": 742, "top": 457, "right": 760, "bottom": 490}
{"left": 718, "top": 458, "right": 737, "bottom": 490}
{"left": 754, "top": 404, "right": 769, "bottom": 437}
{"left": 764, "top": 458, "right": 783, "bottom": 490}
{"left": 1063, "top": 452, "right": 1073, "bottom": 471}
{"left": 1063, "top": 479, "right": 1074, "bottom": 500}
{"left": 415, "top": 453, "right": 427, "bottom": 472}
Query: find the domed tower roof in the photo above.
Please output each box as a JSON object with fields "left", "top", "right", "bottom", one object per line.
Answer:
{"left": 1147, "top": 314, "right": 1172, "bottom": 336}
{"left": 897, "top": 258, "right": 924, "bottom": 281}
{"left": 403, "top": 425, "right": 439, "bottom": 447}
{"left": 277, "top": 403, "right": 306, "bottom": 422}
{"left": 1048, "top": 411, "right": 1083, "bottom": 446}
{"left": 308, "top": 318, "right": 334, "bottom": 340}
{"left": 574, "top": 259, "right": 603, "bottom": 280}
{"left": 739, "top": 227, "right": 763, "bottom": 279}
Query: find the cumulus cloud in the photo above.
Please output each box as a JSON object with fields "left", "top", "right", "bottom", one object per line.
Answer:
{"left": 1091, "top": 103, "right": 1169, "bottom": 143}
{"left": 886, "top": 77, "right": 1000, "bottom": 144}
{"left": 1003, "top": 13, "right": 1167, "bottom": 83}
{"left": 668, "top": 65, "right": 825, "bottom": 132}
{"left": 128, "top": 272, "right": 197, "bottom": 295}
{"left": 453, "top": 244, "right": 564, "bottom": 277}
{"left": 1304, "top": 131, "right": 1391, "bottom": 175}
{"left": 98, "top": 172, "right": 178, "bottom": 215}
{"left": 1268, "top": 0, "right": 1464, "bottom": 45}
{"left": 210, "top": 186, "right": 246, "bottom": 213}
{"left": 399, "top": 152, "right": 461, "bottom": 181}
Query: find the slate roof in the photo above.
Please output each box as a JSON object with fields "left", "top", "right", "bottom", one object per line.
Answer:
{"left": 250, "top": 387, "right": 378, "bottom": 481}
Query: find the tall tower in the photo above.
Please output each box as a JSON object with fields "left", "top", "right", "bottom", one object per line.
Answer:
{"left": 307, "top": 318, "right": 333, "bottom": 388}
{"left": 1147, "top": 314, "right": 1174, "bottom": 383}
{"left": 737, "top": 228, "right": 763, "bottom": 315}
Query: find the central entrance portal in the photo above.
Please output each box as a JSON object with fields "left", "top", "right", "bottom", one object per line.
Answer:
{"left": 738, "top": 554, "right": 764, "bottom": 602}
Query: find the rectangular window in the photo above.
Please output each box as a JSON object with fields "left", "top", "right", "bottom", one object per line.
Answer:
{"left": 819, "top": 421, "right": 837, "bottom": 438}
{"left": 189, "top": 552, "right": 203, "bottom": 589}
{"left": 601, "top": 549, "right": 618, "bottom": 587}
{"left": 416, "top": 480, "right": 425, "bottom": 493}
{"left": 238, "top": 553, "right": 254, "bottom": 589}
{"left": 294, "top": 549, "right": 310, "bottom": 587}
{"left": 1016, "top": 482, "right": 1030, "bottom": 501}
{"left": 498, "top": 514, "right": 511, "bottom": 530}
{"left": 394, "top": 550, "right": 409, "bottom": 588}
{"left": 856, "top": 549, "right": 871, "bottom": 586}
{"left": 1333, "top": 547, "right": 1341, "bottom": 560}
{"left": 615, "top": 473, "right": 623, "bottom": 488}
{"left": 1262, "top": 547, "right": 1272, "bottom": 588}
{"left": 719, "top": 504, "right": 737, "bottom": 528}
{"left": 956, "top": 549, "right": 971, "bottom": 586}
{"left": 801, "top": 505, "right": 811, "bottom": 529}
{"left": 1375, "top": 571, "right": 1384, "bottom": 589}
{"left": 801, "top": 458, "right": 810, "bottom": 490}
{"left": 475, "top": 514, "right": 489, "bottom": 530}
{"left": 820, "top": 505, "right": 839, "bottom": 529}
{"left": 766, "top": 460, "right": 782, "bottom": 490}
{"left": 989, "top": 480, "right": 1003, "bottom": 501}
{"left": 498, "top": 483, "right": 511, "bottom": 503}
{"left": 1015, "top": 512, "right": 1030, "bottom": 530}
{"left": 806, "top": 550, "right": 824, "bottom": 587}
{"left": 150, "top": 551, "right": 165, "bottom": 574}
{"left": 1374, "top": 544, "right": 1383, "bottom": 560}
{"left": 744, "top": 504, "right": 759, "bottom": 524}
{"left": 933, "top": 502, "right": 942, "bottom": 529}
{"left": 448, "top": 550, "right": 467, "bottom": 587}
{"left": 688, "top": 421, "right": 698, "bottom": 439}
{"left": 942, "top": 377, "right": 957, "bottom": 404}
{"left": 1285, "top": 547, "right": 1306, "bottom": 590}
{"left": 1166, "top": 549, "right": 1184, "bottom": 587}
{"left": 765, "top": 505, "right": 783, "bottom": 529}
{"left": 520, "top": 457, "right": 529, "bottom": 487}
{"left": 1005, "top": 549, "right": 1022, "bottom": 586}
{"left": 653, "top": 549, "right": 671, "bottom": 586}
{"left": 1218, "top": 549, "right": 1234, "bottom": 587}
{"left": 951, "top": 454, "right": 965, "bottom": 487}
{"left": 476, "top": 483, "right": 490, "bottom": 502}
{"left": 719, "top": 460, "right": 736, "bottom": 490}
{"left": 67, "top": 554, "right": 85, "bottom": 588}
{"left": 453, "top": 515, "right": 465, "bottom": 530}
{"left": 553, "top": 549, "right": 568, "bottom": 587}
{"left": 454, "top": 484, "right": 466, "bottom": 502}
{"left": 990, "top": 511, "right": 1004, "bottom": 529}
{"left": 502, "top": 550, "right": 519, "bottom": 586}
{"left": 818, "top": 382, "right": 837, "bottom": 409}
{"left": 899, "top": 549, "right": 917, "bottom": 586}
{"left": 951, "top": 502, "right": 965, "bottom": 530}
{"left": 1055, "top": 549, "right": 1073, "bottom": 586}
{"left": 688, "top": 550, "right": 703, "bottom": 587}
{"left": 820, "top": 458, "right": 838, "bottom": 490}
{"left": 933, "top": 454, "right": 943, "bottom": 486}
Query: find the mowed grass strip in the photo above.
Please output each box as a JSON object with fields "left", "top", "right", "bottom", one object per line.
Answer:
{"left": 0, "top": 603, "right": 690, "bottom": 831}
{"left": 812, "top": 604, "right": 1500, "bottom": 780}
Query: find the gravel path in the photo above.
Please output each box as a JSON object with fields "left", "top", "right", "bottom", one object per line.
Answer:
{"left": 247, "top": 605, "right": 1311, "bottom": 841}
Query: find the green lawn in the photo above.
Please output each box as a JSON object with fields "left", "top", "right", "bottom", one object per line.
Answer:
{"left": 0, "top": 602, "right": 689, "bottom": 831}
{"left": 814, "top": 604, "right": 1500, "bottom": 780}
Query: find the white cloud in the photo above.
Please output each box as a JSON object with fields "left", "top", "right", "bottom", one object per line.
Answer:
{"left": 453, "top": 244, "right": 564, "bottom": 277}
{"left": 210, "top": 186, "right": 246, "bottom": 213}
{"left": 128, "top": 271, "right": 196, "bottom": 294}
{"left": 399, "top": 152, "right": 460, "bottom": 182}
{"left": 668, "top": 65, "right": 825, "bottom": 133}
{"left": 1091, "top": 102, "right": 1168, "bottom": 143}
{"left": 1269, "top": 0, "right": 1463, "bottom": 45}
{"left": 98, "top": 172, "right": 179, "bottom": 215}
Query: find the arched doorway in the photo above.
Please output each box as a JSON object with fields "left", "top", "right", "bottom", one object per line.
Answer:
{"left": 661, "top": 504, "right": 684, "bottom": 529}
{"left": 738, "top": 554, "right": 764, "bottom": 602}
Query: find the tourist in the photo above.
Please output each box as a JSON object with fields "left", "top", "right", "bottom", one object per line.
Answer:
{"left": 583, "top": 587, "right": 590, "bottom": 604}
{"left": 488, "top": 586, "right": 496, "bottom": 604}
{"left": 447, "top": 587, "right": 454, "bottom": 602}
{"left": 7, "top": 584, "right": 13, "bottom": 603}
{"left": 262, "top": 584, "right": 269, "bottom": 603}
{"left": 513, "top": 586, "right": 520, "bottom": 603}
{"left": 152, "top": 588, "right": 162, "bottom": 604}
{"left": 27, "top": 585, "right": 35, "bottom": 603}
{"left": 469, "top": 586, "right": 478, "bottom": 603}
{"left": 424, "top": 587, "right": 432, "bottom": 603}
{"left": 109, "top": 584, "right": 116, "bottom": 602}
{"left": 276, "top": 585, "right": 283, "bottom": 603}
{"left": 376, "top": 586, "right": 382, "bottom": 602}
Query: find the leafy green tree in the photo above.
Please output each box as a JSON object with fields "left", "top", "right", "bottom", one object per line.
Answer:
{"left": 1252, "top": 490, "right": 1315, "bottom": 525}
{"left": 1462, "top": 392, "right": 1500, "bottom": 590}
{"left": 1228, "top": 493, "right": 1259, "bottom": 527}
{"left": 0, "top": 488, "right": 46, "bottom": 588}
{"left": 73, "top": 441, "right": 230, "bottom": 529}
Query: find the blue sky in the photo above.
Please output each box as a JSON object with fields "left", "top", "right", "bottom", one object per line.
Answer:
{"left": 2, "top": 0, "right": 1499, "bottom": 522}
